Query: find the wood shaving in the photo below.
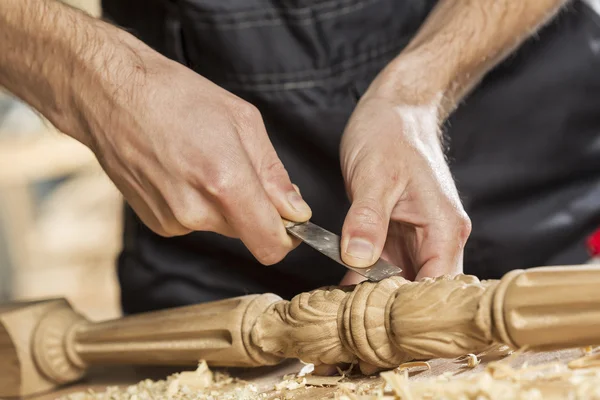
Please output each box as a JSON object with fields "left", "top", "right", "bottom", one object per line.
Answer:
{"left": 569, "top": 352, "right": 600, "bottom": 369}
{"left": 456, "top": 353, "right": 480, "bottom": 368}
{"left": 395, "top": 361, "right": 431, "bottom": 372}
{"left": 338, "top": 362, "right": 355, "bottom": 377}
{"left": 476, "top": 344, "right": 514, "bottom": 358}
{"left": 377, "top": 362, "right": 600, "bottom": 399}
{"left": 298, "top": 363, "right": 315, "bottom": 377}
{"left": 304, "top": 375, "right": 344, "bottom": 387}
{"left": 58, "top": 361, "right": 260, "bottom": 400}
{"left": 274, "top": 377, "right": 306, "bottom": 391}
{"left": 59, "top": 349, "right": 600, "bottom": 400}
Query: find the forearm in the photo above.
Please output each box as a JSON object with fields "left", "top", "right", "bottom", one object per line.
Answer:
{"left": 373, "top": 0, "right": 568, "bottom": 120}
{"left": 0, "top": 0, "right": 150, "bottom": 146}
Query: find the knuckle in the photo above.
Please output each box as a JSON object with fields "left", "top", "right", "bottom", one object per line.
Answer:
{"left": 261, "top": 157, "right": 290, "bottom": 186}
{"left": 156, "top": 221, "right": 187, "bottom": 238}
{"left": 204, "top": 171, "right": 238, "bottom": 201}
{"left": 153, "top": 226, "right": 173, "bottom": 237}
{"left": 173, "top": 209, "right": 205, "bottom": 230}
{"left": 350, "top": 201, "right": 387, "bottom": 230}
{"left": 231, "top": 99, "right": 261, "bottom": 124}
{"left": 449, "top": 210, "right": 472, "bottom": 243}
{"left": 457, "top": 213, "right": 472, "bottom": 242}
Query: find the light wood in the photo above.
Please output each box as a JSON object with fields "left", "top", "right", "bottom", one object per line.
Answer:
{"left": 2, "top": 265, "right": 600, "bottom": 397}
{"left": 25, "top": 348, "right": 588, "bottom": 400}
{"left": 0, "top": 299, "right": 74, "bottom": 397}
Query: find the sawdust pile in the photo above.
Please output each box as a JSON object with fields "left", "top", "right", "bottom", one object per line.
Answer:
{"left": 373, "top": 355, "right": 600, "bottom": 400}
{"left": 60, "top": 349, "right": 600, "bottom": 400}
{"left": 59, "top": 361, "right": 262, "bottom": 400}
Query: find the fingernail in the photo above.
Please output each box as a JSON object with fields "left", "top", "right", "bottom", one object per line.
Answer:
{"left": 345, "top": 237, "right": 374, "bottom": 261}
{"left": 287, "top": 191, "right": 311, "bottom": 214}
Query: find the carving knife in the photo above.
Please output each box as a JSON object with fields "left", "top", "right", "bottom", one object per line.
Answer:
{"left": 284, "top": 220, "right": 402, "bottom": 282}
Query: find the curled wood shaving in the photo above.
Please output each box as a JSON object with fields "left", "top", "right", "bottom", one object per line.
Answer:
{"left": 396, "top": 361, "right": 431, "bottom": 372}
{"left": 455, "top": 353, "right": 480, "bottom": 368}
{"left": 476, "top": 343, "right": 514, "bottom": 358}
{"left": 337, "top": 362, "right": 356, "bottom": 377}
{"left": 298, "top": 362, "right": 315, "bottom": 377}
{"left": 304, "top": 375, "right": 344, "bottom": 387}
{"left": 569, "top": 352, "right": 600, "bottom": 369}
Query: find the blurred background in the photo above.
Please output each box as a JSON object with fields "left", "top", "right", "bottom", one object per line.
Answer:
{"left": 0, "top": 0, "right": 121, "bottom": 320}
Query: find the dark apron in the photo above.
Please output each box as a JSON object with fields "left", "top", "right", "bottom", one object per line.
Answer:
{"left": 102, "top": 0, "right": 600, "bottom": 314}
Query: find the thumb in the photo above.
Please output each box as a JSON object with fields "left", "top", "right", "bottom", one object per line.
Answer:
{"left": 341, "top": 186, "right": 394, "bottom": 268}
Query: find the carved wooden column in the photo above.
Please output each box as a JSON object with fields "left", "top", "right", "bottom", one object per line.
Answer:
{"left": 0, "top": 294, "right": 282, "bottom": 397}
{"left": 3, "top": 265, "right": 600, "bottom": 397}
{"left": 491, "top": 266, "right": 600, "bottom": 350}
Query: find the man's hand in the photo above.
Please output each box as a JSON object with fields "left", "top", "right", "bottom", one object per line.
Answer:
{"left": 338, "top": 0, "right": 567, "bottom": 282}
{"left": 340, "top": 92, "right": 470, "bottom": 281}
{"left": 0, "top": 0, "right": 311, "bottom": 265}
{"left": 93, "top": 58, "right": 312, "bottom": 265}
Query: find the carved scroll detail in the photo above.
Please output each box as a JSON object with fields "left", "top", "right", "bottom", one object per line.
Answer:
{"left": 388, "top": 275, "right": 498, "bottom": 359}
{"left": 252, "top": 286, "right": 355, "bottom": 365}
{"left": 252, "top": 275, "right": 498, "bottom": 368}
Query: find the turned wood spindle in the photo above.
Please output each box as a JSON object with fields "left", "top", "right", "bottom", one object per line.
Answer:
{"left": 3, "top": 265, "right": 600, "bottom": 397}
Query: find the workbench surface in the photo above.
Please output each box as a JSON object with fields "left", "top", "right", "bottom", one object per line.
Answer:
{"left": 28, "top": 348, "right": 583, "bottom": 399}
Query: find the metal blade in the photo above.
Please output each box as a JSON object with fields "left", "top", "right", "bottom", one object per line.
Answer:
{"left": 284, "top": 220, "right": 402, "bottom": 282}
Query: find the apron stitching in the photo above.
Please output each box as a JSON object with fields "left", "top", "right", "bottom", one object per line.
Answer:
{"left": 221, "top": 49, "right": 393, "bottom": 92}
{"left": 184, "top": 0, "right": 381, "bottom": 29}
{"left": 216, "top": 38, "right": 407, "bottom": 82}
{"left": 179, "top": 0, "right": 376, "bottom": 21}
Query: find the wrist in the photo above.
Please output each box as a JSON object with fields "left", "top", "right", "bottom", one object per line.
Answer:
{"left": 0, "top": 0, "right": 161, "bottom": 149}
{"left": 66, "top": 25, "right": 157, "bottom": 149}
{"left": 364, "top": 49, "right": 455, "bottom": 125}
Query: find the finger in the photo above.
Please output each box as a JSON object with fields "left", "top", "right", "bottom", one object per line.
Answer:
{"left": 205, "top": 152, "right": 296, "bottom": 266}
{"left": 259, "top": 152, "right": 312, "bottom": 223}
{"left": 287, "top": 184, "right": 304, "bottom": 249}
{"left": 168, "top": 187, "right": 238, "bottom": 238}
{"left": 235, "top": 104, "right": 312, "bottom": 223}
{"left": 414, "top": 215, "right": 470, "bottom": 280}
{"left": 389, "top": 174, "right": 470, "bottom": 279}
{"left": 381, "top": 226, "right": 418, "bottom": 281}
{"left": 341, "top": 168, "right": 398, "bottom": 268}
{"left": 108, "top": 168, "right": 191, "bottom": 237}
{"left": 129, "top": 195, "right": 190, "bottom": 237}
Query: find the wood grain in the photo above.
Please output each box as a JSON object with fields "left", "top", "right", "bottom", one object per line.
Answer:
{"left": 3, "top": 265, "right": 600, "bottom": 397}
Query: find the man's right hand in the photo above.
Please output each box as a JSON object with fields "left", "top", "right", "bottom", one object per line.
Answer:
{"left": 91, "top": 55, "right": 312, "bottom": 265}
{"left": 0, "top": 0, "right": 311, "bottom": 266}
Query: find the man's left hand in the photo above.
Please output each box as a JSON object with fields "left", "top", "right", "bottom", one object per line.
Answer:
{"left": 339, "top": 87, "right": 471, "bottom": 282}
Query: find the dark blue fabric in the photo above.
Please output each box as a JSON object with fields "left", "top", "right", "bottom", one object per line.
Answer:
{"left": 102, "top": 0, "right": 600, "bottom": 313}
